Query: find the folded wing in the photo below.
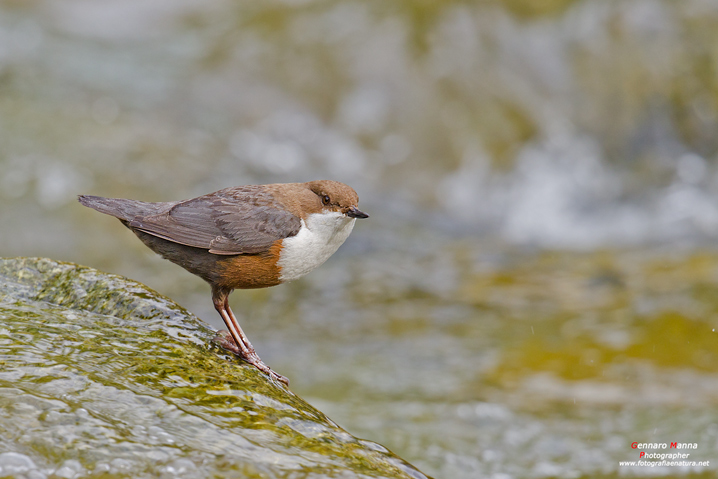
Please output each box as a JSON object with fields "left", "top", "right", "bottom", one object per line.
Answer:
{"left": 121, "top": 187, "right": 301, "bottom": 255}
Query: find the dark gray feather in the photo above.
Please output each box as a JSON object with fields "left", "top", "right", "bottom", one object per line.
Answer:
{"left": 78, "top": 195, "right": 174, "bottom": 220}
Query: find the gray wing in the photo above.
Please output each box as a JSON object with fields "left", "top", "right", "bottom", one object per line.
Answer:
{"left": 127, "top": 187, "right": 301, "bottom": 255}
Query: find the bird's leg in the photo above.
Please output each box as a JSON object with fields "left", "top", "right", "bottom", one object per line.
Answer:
{"left": 223, "top": 298, "right": 259, "bottom": 359}
{"left": 212, "top": 289, "right": 289, "bottom": 385}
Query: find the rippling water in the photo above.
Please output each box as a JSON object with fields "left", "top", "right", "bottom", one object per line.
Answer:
{"left": 1, "top": 1, "right": 718, "bottom": 478}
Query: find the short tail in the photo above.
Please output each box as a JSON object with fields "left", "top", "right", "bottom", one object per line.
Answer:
{"left": 78, "top": 195, "right": 165, "bottom": 221}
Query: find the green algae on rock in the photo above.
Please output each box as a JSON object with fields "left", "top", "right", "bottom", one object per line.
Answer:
{"left": 0, "top": 257, "right": 430, "bottom": 479}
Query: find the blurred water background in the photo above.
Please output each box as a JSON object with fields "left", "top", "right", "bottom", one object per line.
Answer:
{"left": 2, "top": 0, "right": 718, "bottom": 478}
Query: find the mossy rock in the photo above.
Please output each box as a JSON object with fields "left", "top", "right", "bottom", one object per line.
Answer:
{"left": 0, "top": 257, "right": 430, "bottom": 479}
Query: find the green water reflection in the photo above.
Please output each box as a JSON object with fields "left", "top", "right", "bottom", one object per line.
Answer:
{"left": 267, "top": 246, "right": 718, "bottom": 478}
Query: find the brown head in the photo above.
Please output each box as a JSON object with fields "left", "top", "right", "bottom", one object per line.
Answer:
{"left": 303, "top": 180, "right": 368, "bottom": 219}
{"left": 267, "top": 180, "right": 368, "bottom": 220}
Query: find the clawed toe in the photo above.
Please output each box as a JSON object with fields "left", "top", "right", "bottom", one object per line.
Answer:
{"left": 268, "top": 370, "right": 290, "bottom": 385}
{"left": 213, "top": 330, "right": 289, "bottom": 385}
{"left": 213, "top": 330, "right": 242, "bottom": 355}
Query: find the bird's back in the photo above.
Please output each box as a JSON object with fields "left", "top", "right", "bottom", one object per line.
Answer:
{"left": 78, "top": 193, "right": 286, "bottom": 289}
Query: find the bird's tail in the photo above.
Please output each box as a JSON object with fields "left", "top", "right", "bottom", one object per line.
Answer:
{"left": 78, "top": 195, "right": 164, "bottom": 221}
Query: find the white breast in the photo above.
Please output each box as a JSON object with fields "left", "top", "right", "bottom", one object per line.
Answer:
{"left": 277, "top": 212, "right": 356, "bottom": 282}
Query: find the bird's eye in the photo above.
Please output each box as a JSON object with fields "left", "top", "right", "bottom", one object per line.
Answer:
{"left": 322, "top": 195, "right": 331, "bottom": 205}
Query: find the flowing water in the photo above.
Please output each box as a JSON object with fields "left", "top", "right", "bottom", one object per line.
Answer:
{"left": 1, "top": 1, "right": 718, "bottom": 477}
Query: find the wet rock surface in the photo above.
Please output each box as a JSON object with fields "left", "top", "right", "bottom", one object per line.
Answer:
{"left": 0, "top": 257, "right": 430, "bottom": 479}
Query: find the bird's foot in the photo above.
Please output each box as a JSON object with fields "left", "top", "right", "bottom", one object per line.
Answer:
{"left": 213, "top": 330, "right": 289, "bottom": 386}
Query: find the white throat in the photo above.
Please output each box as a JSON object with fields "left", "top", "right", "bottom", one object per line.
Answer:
{"left": 277, "top": 212, "right": 356, "bottom": 282}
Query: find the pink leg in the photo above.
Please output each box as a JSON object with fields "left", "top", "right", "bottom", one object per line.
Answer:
{"left": 212, "top": 290, "right": 289, "bottom": 385}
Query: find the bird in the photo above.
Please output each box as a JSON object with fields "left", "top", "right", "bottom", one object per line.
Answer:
{"left": 78, "top": 180, "right": 368, "bottom": 385}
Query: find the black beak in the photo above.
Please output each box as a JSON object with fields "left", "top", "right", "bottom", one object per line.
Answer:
{"left": 346, "top": 206, "right": 369, "bottom": 219}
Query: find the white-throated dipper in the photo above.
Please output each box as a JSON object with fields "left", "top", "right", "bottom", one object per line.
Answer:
{"left": 79, "top": 180, "right": 368, "bottom": 385}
